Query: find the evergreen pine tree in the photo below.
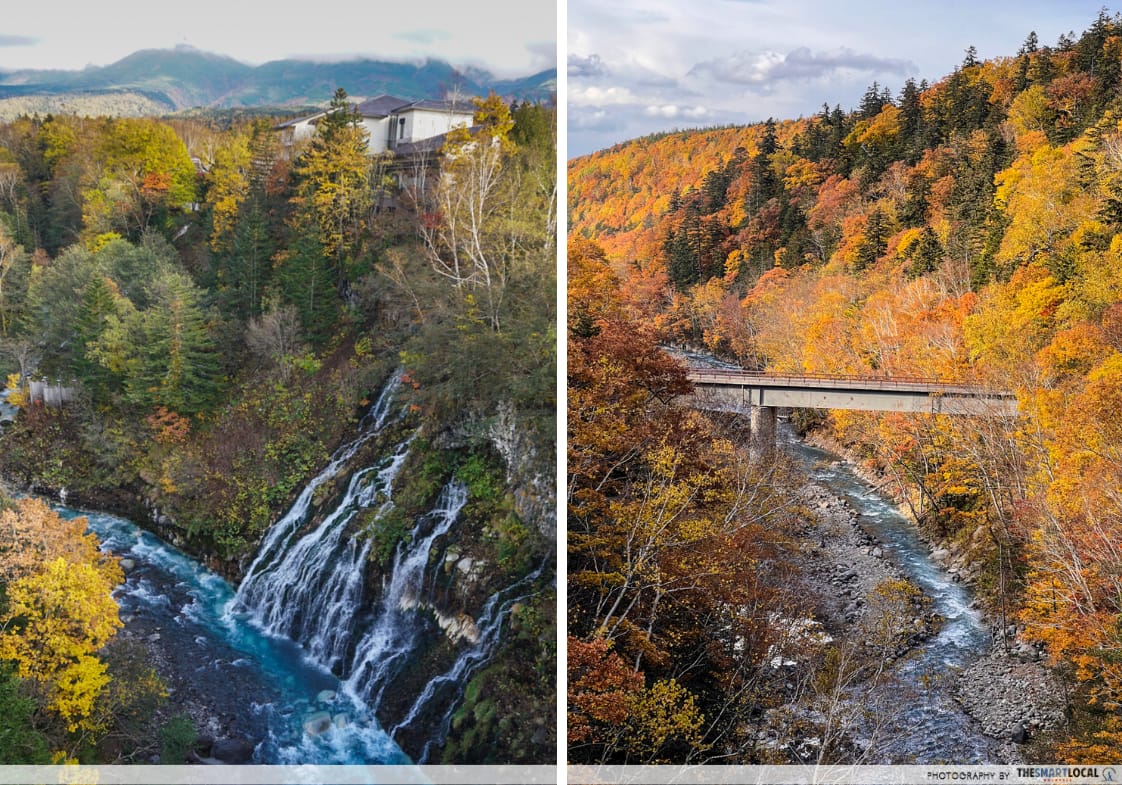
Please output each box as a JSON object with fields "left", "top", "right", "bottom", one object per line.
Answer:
{"left": 273, "top": 229, "right": 340, "bottom": 346}
{"left": 72, "top": 274, "right": 121, "bottom": 404}
{"left": 131, "top": 271, "right": 219, "bottom": 416}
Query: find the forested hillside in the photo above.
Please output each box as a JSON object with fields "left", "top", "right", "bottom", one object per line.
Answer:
{"left": 0, "top": 89, "right": 555, "bottom": 762}
{"left": 569, "top": 9, "right": 1122, "bottom": 762}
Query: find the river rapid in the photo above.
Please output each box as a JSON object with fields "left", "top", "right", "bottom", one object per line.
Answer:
{"left": 782, "top": 428, "right": 1008, "bottom": 763}
{"left": 62, "top": 505, "right": 411, "bottom": 764}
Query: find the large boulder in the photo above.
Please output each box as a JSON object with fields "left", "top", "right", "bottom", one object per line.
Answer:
{"left": 303, "top": 711, "right": 333, "bottom": 737}
{"left": 211, "top": 736, "right": 255, "bottom": 764}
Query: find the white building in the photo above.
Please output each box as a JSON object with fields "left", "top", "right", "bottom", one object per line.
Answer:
{"left": 275, "top": 94, "right": 476, "bottom": 155}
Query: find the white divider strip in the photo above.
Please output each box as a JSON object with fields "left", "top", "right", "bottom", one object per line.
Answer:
{"left": 0, "top": 766, "right": 557, "bottom": 785}
{"left": 567, "top": 765, "right": 1117, "bottom": 784}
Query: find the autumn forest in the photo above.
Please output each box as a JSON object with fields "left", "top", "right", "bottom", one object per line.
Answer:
{"left": 0, "top": 87, "right": 557, "bottom": 763}
{"left": 569, "top": 9, "right": 1122, "bottom": 764}
{"left": 6, "top": 0, "right": 1122, "bottom": 773}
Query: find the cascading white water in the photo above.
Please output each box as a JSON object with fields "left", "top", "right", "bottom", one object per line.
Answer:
{"left": 239, "top": 375, "right": 402, "bottom": 588}
{"left": 225, "top": 369, "right": 547, "bottom": 763}
{"left": 234, "top": 441, "right": 411, "bottom": 672}
{"left": 342, "top": 481, "right": 468, "bottom": 705}
{"left": 230, "top": 373, "right": 499, "bottom": 752}
{"left": 392, "top": 560, "right": 547, "bottom": 762}
{"left": 232, "top": 373, "right": 412, "bottom": 672}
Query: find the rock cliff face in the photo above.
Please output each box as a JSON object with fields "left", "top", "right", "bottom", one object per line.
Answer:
{"left": 365, "top": 453, "right": 553, "bottom": 763}
{"left": 488, "top": 401, "right": 556, "bottom": 540}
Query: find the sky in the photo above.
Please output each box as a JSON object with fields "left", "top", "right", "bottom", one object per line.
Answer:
{"left": 569, "top": 0, "right": 1118, "bottom": 156}
{"left": 0, "top": 0, "right": 556, "bottom": 78}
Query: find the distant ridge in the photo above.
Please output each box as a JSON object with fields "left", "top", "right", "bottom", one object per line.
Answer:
{"left": 0, "top": 45, "right": 556, "bottom": 117}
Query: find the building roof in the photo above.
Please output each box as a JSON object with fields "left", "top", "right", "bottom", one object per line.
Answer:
{"left": 274, "top": 111, "right": 326, "bottom": 129}
{"left": 355, "top": 94, "right": 476, "bottom": 118}
{"left": 407, "top": 98, "right": 476, "bottom": 114}
{"left": 354, "top": 94, "right": 410, "bottom": 118}
{"left": 392, "top": 134, "right": 448, "bottom": 156}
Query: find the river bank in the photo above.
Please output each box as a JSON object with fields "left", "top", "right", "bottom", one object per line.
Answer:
{"left": 112, "top": 567, "right": 275, "bottom": 763}
{"left": 797, "top": 429, "right": 1067, "bottom": 752}
{"left": 0, "top": 476, "right": 262, "bottom": 762}
{"left": 784, "top": 432, "right": 1063, "bottom": 762}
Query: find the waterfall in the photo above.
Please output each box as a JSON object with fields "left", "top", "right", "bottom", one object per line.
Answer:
{"left": 238, "top": 375, "right": 402, "bottom": 589}
{"left": 393, "top": 560, "right": 547, "bottom": 762}
{"left": 228, "top": 370, "right": 541, "bottom": 762}
{"left": 342, "top": 481, "right": 468, "bottom": 706}
{"left": 231, "top": 374, "right": 489, "bottom": 737}
{"left": 232, "top": 375, "right": 408, "bottom": 667}
{"left": 233, "top": 442, "right": 410, "bottom": 672}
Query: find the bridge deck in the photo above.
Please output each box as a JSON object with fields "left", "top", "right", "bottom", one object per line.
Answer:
{"left": 686, "top": 369, "right": 1018, "bottom": 416}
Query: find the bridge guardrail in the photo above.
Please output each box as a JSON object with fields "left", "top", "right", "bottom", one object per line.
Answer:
{"left": 685, "top": 368, "right": 1016, "bottom": 398}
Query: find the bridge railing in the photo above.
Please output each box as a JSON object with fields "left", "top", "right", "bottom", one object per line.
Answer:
{"left": 686, "top": 368, "right": 1016, "bottom": 398}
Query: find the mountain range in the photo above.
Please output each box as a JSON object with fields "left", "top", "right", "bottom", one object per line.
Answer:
{"left": 0, "top": 45, "right": 556, "bottom": 118}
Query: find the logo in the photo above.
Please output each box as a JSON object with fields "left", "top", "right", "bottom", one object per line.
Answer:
{"left": 1103, "top": 767, "right": 1118, "bottom": 783}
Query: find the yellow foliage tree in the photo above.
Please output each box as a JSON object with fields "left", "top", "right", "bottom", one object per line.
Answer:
{"left": 963, "top": 263, "right": 1067, "bottom": 379}
{"left": 0, "top": 498, "right": 119, "bottom": 586}
{"left": 846, "top": 104, "right": 902, "bottom": 151}
{"left": 4, "top": 372, "right": 26, "bottom": 408}
{"left": 206, "top": 130, "right": 252, "bottom": 252}
{"left": 1006, "top": 85, "right": 1054, "bottom": 144}
{"left": 0, "top": 557, "right": 122, "bottom": 732}
{"left": 993, "top": 142, "right": 1092, "bottom": 275}
{"left": 625, "top": 678, "right": 708, "bottom": 762}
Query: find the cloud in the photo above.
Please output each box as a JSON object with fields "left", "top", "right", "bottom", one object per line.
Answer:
{"left": 630, "top": 68, "right": 680, "bottom": 89}
{"left": 525, "top": 41, "right": 557, "bottom": 72}
{"left": 0, "top": 35, "right": 37, "bottom": 47}
{"left": 569, "top": 84, "right": 639, "bottom": 106}
{"left": 569, "top": 99, "right": 749, "bottom": 156}
{"left": 393, "top": 29, "right": 452, "bottom": 45}
{"left": 569, "top": 53, "right": 681, "bottom": 91}
{"left": 568, "top": 53, "right": 606, "bottom": 78}
{"left": 569, "top": 105, "right": 617, "bottom": 131}
{"left": 644, "top": 104, "right": 711, "bottom": 120}
{"left": 690, "top": 46, "right": 915, "bottom": 86}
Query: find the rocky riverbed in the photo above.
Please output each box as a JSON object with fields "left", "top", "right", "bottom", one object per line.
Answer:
{"left": 79, "top": 506, "right": 406, "bottom": 766}
{"left": 795, "top": 481, "right": 940, "bottom": 648}
{"left": 113, "top": 559, "right": 278, "bottom": 763}
{"left": 954, "top": 643, "right": 1067, "bottom": 745}
{"left": 786, "top": 447, "right": 1064, "bottom": 762}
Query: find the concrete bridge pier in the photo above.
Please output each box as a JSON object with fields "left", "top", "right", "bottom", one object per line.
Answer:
{"left": 749, "top": 404, "right": 777, "bottom": 461}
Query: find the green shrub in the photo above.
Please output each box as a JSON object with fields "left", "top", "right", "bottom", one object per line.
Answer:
{"left": 159, "top": 714, "right": 196, "bottom": 764}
